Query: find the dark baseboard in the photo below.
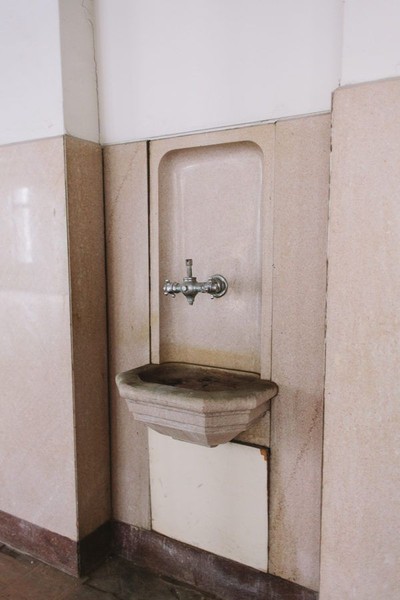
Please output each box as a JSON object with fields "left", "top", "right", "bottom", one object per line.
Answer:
{"left": 0, "top": 510, "right": 111, "bottom": 577}
{"left": 0, "top": 509, "right": 78, "bottom": 575}
{"left": 79, "top": 520, "right": 112, "bottom": 575}
{"left": 112, "top": 521, "right": 318, "bottom": 600}
{"left": 0, "top": 511, "right": 317, "bottom": 598}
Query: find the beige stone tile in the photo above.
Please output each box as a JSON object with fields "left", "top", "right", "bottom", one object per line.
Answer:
{"left": 103, "top": 142, "right": 151, "bottom": 527}
{"left": 320, "top": 79, "right": 400, "bottom": 600}
{"left": 65, "top": 136, "right": 110, "bottom": 538}
{"left": 0, "top": 137, "right": 77, "bottom": 540}
{"left": 269, "top": 114, "right": 330, "bottom": 590}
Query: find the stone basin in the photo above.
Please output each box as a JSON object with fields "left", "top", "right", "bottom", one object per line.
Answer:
{"left": 116, "top": 362, "right": 278, "bottom": 447}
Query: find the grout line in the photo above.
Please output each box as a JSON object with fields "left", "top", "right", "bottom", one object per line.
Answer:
{"left": 101, "top": 145, "right": 115, "bottom": 524}
{"left": 62, "top": 136, "right": 80, "bottom": 540}
{"left": 146, "top": 140, "right": 154, "bottom": 530}
{"left": 318, "top": 97, "right": 335, "bottom": 585}
{"left": 100, "top": 110, "right": 331, "bottom": 147}
{"left": 266, "top": 120, "right": 277, "bottom": 575}
{"left": 269, "top": 122, "right": 277, "bottom": 383}
{"left": 146, "top": 140, "right": 152, "bottom": 364}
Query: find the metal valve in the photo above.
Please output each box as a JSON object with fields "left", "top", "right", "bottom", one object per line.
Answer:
{"left": 163, "top": 259, "right": 228, "bottom": 305}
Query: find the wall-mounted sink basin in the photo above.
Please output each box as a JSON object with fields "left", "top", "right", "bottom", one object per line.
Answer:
{"left": 116, "top": 362, "right": 278, "bottom": 447}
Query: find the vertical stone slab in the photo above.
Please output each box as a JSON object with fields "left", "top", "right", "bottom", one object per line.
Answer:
{"left": 320, "top": 79, "right": 400, "bottom": 600}
{"left": 103, "top": 142, "right": 151, "bottom": 528}
{"left": 269, "top": 115, "right": 330, "bottom": 590}
{"left": 65, "top": 136, "right": 110, "bottom": 537}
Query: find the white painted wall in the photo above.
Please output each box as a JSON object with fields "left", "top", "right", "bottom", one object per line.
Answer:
{"left": 59, "top": 0, "right": 99, "bottom": 142}
{"left": 0, "top": 0, "right": 64, "bottom": 146}
{"left": 2, "top": 2, "right": 399, "bottom": 145}
{"left": 94, "top": 0, "right": 343, "bottom": 144}
{"left": 341, "top": 0, "right": 400, "bottom": 85}
{"left": 0, "top": 1, "right": 98, "bottom": 146}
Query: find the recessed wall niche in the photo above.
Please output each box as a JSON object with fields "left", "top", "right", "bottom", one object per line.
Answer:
{"left": 150, "top": 125, "right": 275, "bottom": 381}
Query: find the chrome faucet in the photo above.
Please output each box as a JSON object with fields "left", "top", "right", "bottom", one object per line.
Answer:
{"left": 163, "top": 259, "right": 228, "bottom": 305}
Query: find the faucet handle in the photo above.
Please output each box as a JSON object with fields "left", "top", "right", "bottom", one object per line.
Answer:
{"left": 163, "top": 279, "right": 170, "bottom": 296}
{"left": 163, "top": 279, "right": 176, "bottom": 298}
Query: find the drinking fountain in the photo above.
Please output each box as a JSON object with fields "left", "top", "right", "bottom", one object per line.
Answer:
{"left": 116, "top": 256, "right": 277, "bottom": 447}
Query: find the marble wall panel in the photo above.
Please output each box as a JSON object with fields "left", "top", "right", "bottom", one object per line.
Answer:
{"left": 103, "top": 142, "right": 151, "bottom": 527}
{"left": 0, "top": 137, "right": 77, "bottom": 539}
{"left": 104, "top": 116, "right": 331, "bottom": 584}
{"left": 269, "top": 115, "right": 330, "bottom": 590}
{"left": 320, "top": 78, "right": 400, "bottom": 600}
{"left": 65, "top": 136, "right": 110, "bottom": 538}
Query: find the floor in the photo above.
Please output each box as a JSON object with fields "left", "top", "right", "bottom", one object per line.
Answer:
{"left": 0, "top": 544, "right": 217, "bottom": 600}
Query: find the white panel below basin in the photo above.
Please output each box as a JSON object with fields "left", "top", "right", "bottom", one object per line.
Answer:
{"left": 149, "top": 429, "right": 268, "bottom": 571}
